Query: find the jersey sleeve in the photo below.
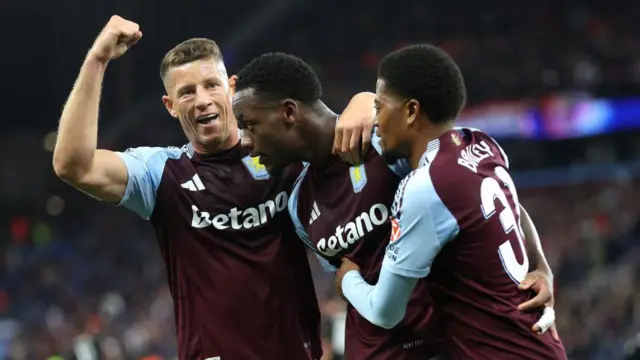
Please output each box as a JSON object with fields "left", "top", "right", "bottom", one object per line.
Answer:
{"left": 371, "top": 130, "right": 412, "bottom": 177}
{"left": 382, "top": 166, "right": 460, "bottom": 278}
{"left": 341, "top": 266, "right": 418, "bottom": 329}
{"left": 116, "top": 146, "right": 182, "bottom": 220}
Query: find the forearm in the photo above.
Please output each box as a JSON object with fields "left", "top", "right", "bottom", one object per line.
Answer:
{"left": 342, "top": 268, "right": 416, "bottom": 329}
{"left": 53, "top": 55, "right": 107, "bottom": 180}
{"left": 520, "top": 205, "right": 552, "bottom": 277}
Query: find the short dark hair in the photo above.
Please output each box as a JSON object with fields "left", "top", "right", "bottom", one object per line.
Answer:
{"left": 160, "top": 38, "right": 223, "bottom": 80}
{"left": 235, "top": 53, "right": 322, "bottom": 103}
{"left": 378, "top": 44, "right": 466, "bottom": 124}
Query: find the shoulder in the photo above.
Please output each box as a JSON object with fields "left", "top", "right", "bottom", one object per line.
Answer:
{"left": 119, "top": 145, "right": 187, "bottom": 165}
{"left": 456, "top": 127, "right": 509, "bottom": 169}
{"left": 392, "top": 165, "right": 439, "bottom": 218}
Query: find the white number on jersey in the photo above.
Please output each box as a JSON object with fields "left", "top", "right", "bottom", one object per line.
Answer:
{"left": 480, "top": 166, "right": 529, "bottom": 283}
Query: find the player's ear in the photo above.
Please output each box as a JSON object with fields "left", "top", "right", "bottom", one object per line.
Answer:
{"left": 282, "top": 99, "right": 298, "bottom": 127}
{"left": 228, "top": 75, "right": 238, "bottom": 98}
{"left": 405, "top": 99, "right": 419, "bottom": 126}
{"left": 162, "top": 95, "right": 179, "bottom": 119}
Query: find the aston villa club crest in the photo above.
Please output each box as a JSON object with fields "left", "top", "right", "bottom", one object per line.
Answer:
{"left": 349, "top": 163, "right": 367, "bottom": 193}
{"left": 241, "top": 156, "right": 271, "bottom": 180}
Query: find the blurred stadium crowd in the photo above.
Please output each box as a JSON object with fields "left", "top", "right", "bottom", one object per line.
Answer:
{"left": 2, "top": 0, "right": 640, "bottom": 359}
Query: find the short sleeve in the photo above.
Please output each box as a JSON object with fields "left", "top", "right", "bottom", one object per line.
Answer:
{"left": 116, "top": 146, "right": 183, "bottom": 220}
{"left": 382, "top": 166, "right": 460, "bottom": 278}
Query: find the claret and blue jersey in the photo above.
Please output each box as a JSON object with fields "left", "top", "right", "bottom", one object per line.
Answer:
{"left": 115, "top": 141, "right": 321, "bottom": 360}
{"left": 344, "top": 127, "right": 567, "bottom": 360}
{"left": 287, "top": 131, "right": 445, "bottom": 360}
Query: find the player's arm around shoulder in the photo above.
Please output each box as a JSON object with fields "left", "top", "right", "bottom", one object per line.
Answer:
{"left": 333, "top": 92, "right": 375, "bottom": 164}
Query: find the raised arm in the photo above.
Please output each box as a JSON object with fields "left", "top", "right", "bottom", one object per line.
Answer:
{"left": 53, "top": 16, "right": 142, "bottom": 203}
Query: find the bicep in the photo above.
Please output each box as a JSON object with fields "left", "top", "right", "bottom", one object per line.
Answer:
{"left": 71, "top": 146, "right": 175, "bottom": 220}
{"left": 68, "top": 150, "right": 129, "bottom": 204}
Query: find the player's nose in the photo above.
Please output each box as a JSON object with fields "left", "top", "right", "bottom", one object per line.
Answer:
{"left": 195, "top": 88, "right": 213, "bottom": 110}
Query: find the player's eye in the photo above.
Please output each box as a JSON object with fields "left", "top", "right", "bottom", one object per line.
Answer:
{"left": 206, "top": 82, "right": 219, "bottom": 89}
{"left": 179, "top": 88, "right": 195, "bottom": 97}
{"left": 373, "top": 105, "right": 380, "bottom": 115}
{"left": 241, "top": 121, "right": 256, "bottom": 132}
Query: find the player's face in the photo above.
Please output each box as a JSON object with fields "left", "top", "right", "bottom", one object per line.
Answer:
{"left": 162, "top": 57, "right": 238, "bottom": 153}
{"left": 232, "top": 89, "right": 304, "bottom": 173}
{"left": 374, "top": 79, "right": 414, "bottom": 163}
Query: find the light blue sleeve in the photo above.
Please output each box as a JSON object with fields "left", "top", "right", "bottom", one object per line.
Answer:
{"left": 371, "top": 130, "right": 412, "bottom": 177}
{"left": 342, "top": 267, "right": 418, "bottom": 329}
{"left": 115, "top": 146, "right": 183, "bottom": 220}
{"left": 287, "top": 164, "right": 337, "bottom": 272}
{"left": 382, "top": 166, "right": 460, "bottom": 278}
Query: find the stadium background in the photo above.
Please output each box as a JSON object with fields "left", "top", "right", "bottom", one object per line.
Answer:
{"left": 1, "top": 0, "right": 640, "bottom": 359}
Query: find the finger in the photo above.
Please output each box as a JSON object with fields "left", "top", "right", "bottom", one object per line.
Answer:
{"left": 361, "top": 125, "right": 372, "bottom": 155}
{"left": 517, "top": 279, "right": 533, "bottom": 290}
{"left": 126, "top": 32, "right": 142, "bottom": 47}
{"left": 517, "top": 293, "right": 546, "bottom": 311}
{"left": 349, "top": 130, "right": 361, "bottom": 164}
{"left": 341, "top": 128, "right": 353, "bottom": 157}
{"left": 550, "top": 324, "right": 559, "bottom": 341}
{"left": 532, "top": 307, "right": 555, "bottom": 335}
{"left": 333, "top": 126, "right": 344, "bottom": 155}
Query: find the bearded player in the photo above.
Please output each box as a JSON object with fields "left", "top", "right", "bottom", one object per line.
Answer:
{"left": 232, "top": 52, "right": 559, "bottom": 360}
{"left": 338, "top": 44, "right": 567, "bottom": 359}
{"left": 53, "top": 16, "right": 375, "bottom": 360}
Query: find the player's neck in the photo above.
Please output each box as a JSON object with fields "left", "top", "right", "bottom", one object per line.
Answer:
{"left": 409, "top": 121, "right": 455, "bottom": 169}
{"left": 301, "top": 103, "right": 339, "bottom": 168}
{"left": 193, "top": 128, "right": 240, "bottom": 155}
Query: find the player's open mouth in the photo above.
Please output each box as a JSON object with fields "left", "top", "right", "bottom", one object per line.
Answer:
{"left": 197, "top": 114, "right": 219, "bottom": 125}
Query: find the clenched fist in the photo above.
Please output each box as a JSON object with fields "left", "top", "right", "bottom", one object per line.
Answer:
{"left": 88, "top": 15, "right": 142, "bottom": 64}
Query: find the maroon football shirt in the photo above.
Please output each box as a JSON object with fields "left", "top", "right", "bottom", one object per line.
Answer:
{"left": 289, "top": 142, "right": 444, "bottom": 360}
{"left": 117, "top": 142, "right": 321, "bottom": 360}
{"left": 382, "top": 128, "right": 566, "bottom": 359}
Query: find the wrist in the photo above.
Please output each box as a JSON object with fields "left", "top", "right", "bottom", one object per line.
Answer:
{"left": 85, "top": 51, "right": 109, "bottom": 71}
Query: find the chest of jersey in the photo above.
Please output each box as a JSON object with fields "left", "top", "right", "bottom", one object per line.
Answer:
{"left": 297, "top": 152, "right": 401, "bottom": 263}
{"left": 157, "top": 153, "right": 300, "bottom": 236}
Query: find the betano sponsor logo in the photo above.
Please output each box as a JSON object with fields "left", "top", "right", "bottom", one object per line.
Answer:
{"left": 191, "top": 191, "right": 288, "bottom": 230}
{"left": 317, "top": 203, "right": 389, "bottom": 257}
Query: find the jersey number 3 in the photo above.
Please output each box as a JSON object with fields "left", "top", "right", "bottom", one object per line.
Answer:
{"left": 480, "top": 166, "right": 529, "bottom": 283}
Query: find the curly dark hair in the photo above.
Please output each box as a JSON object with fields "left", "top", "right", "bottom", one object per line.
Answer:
{"left": 235, "top": 52, "right": 322, "bottom": 103}
{"left": 378, "top": 44, "right": 467, "bottom": 123}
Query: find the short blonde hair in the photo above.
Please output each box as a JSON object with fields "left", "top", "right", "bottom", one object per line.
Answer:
{"left": 159, "top": 38, "right": 223, "bottom": 80}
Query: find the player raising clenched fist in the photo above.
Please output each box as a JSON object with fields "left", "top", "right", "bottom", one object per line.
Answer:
{"left": 88, "top": 15, "right": 142, "bottom": 63}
